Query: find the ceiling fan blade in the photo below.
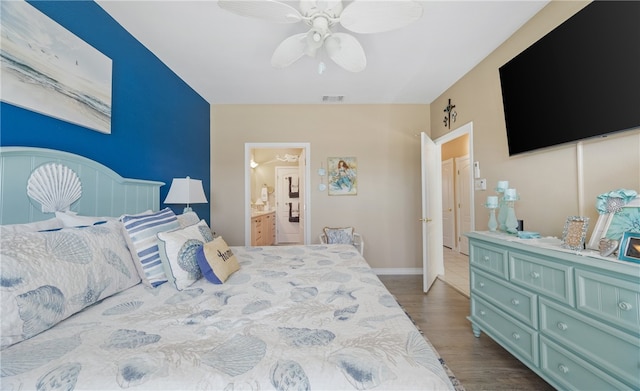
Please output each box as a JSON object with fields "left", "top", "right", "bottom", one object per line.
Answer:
{"left": 325, "top": 33, "right": 366, "bottom": 72}
{"left": 218, "top": 0, "right": 302, "bottom": 23}
{"left": 339, "top": 0, "right": 423, "bottom": 33}
{"left": 299, "top": 0, "right": 343, "bottom": 18}
{"left": 271, "top": 33, "right": 307, "bottom": 68}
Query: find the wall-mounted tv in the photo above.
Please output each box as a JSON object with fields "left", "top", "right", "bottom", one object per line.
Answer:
{"left": 499, "top": 1, "right": 640, "bottom": 156}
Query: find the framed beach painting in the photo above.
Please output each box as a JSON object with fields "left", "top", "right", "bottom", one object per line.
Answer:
{"left": 328, "top": 157, "right": 357, "bottom": 196}
{"left": 0, "top": 0, "right": 112, "bottom": 134}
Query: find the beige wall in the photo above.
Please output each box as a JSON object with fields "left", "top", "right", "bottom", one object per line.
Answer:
{"left": 430, "top": 0, "right": 640, "bottom": 239}
{"left": 211, "top": 104, "right": 430, "bottom": 270}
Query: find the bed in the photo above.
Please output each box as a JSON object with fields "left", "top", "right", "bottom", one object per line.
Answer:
{"left": 0, "top": 147, "right": 458, "bottom": 390}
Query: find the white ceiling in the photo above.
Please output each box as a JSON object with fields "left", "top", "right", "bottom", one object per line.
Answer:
{"left": 97, "top": 0, "right": 548, "bottom": 105}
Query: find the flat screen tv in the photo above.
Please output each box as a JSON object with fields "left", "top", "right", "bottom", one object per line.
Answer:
{"left": 499, "top": 1, "right": 640, "bottom": 156}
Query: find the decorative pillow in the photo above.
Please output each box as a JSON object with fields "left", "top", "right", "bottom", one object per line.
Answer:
{"left": 157, "top": 220, "right": 214, "bottom": 290}
{"left": 195, "top": 237, "right": 240, "bottom": 284}
{"left": 323, "top": 226, "right": 354, "bottom": 244}
{"left": 55, "top": 211, "right": 113, "bottom": 227}
{"left": 0, "top": 218, "right": 63, "bottom": 234}
{"left": 176, "top": 211, "right": 200, "bottom": 228}
{"left": 0, "top": 220, "right": 140, "bottom": 349}
{"left": 120, "top": 208, "right": 180, "bottom": 287}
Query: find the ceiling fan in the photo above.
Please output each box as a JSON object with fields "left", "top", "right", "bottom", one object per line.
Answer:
{"left": 218, "top": 0, "right": 423, "bottom": 72}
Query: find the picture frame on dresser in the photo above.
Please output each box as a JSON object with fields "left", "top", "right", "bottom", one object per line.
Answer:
{"left": 587, "top": 197, "right": 640, "bottom": 250}
{"left": 618, "top": 232, "right": 640, "bottom": 263}
{"left": 561, "top": 216, "right": 589, "bottom": 251}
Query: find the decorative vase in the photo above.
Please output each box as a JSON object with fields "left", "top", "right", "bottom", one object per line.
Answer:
{"left": 505, "top": 201, "right": 519, "bottom": 234}
{"left": 498, "top": 197, "right": 508, "bottom": 231}
{"left": 488, "top": 208, "right": 498, "bottom": 232}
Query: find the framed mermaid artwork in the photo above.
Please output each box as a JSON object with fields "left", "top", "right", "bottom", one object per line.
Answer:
{"left": 328, "top": 157, "right": 357, "bottom": 196}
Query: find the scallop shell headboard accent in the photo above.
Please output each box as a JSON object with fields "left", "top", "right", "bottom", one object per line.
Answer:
{"left": 27, "top": 163, "right": 82, "bottom": 213}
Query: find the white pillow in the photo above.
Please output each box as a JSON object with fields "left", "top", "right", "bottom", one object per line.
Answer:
{"left": 55, "top": 211, "right": 114, "bottom": 227}
{"left": 157, "top": 220, "right": 214, "bottom": 290}
{"left": 0, "top": 218, "right": 63, "bottom": 234}
{"left": 0, "top": 220, "right": 140, "bottom": 349}
{"left": 176, "top": 211, "right": 200, "bottom": 228}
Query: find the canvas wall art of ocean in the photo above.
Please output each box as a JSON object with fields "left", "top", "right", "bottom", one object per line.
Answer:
{"left": 0, "top": 0, "right": 112, "bottom": 134}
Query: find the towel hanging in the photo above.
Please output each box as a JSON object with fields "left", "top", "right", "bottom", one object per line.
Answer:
{"left": 288, "top": 176, "right": 299, "bottom": 198}
{"left": 288, "top": 202, "right": 299, "bottom": 223}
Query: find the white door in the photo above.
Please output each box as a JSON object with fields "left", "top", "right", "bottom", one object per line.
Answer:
{"left": 421, "top": 133, "right": 444, "bottom": 293}
{"left": 442, "top": 158, "right": 455, "bottom": 249}
{"left": 276, "top": 166, "right": 303, "bottom": 244}
{"left": 455, "top": 155, "right": 471, "bottom": 255}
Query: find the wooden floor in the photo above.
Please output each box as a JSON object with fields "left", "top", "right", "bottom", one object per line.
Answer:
{"left": 379, "top": 275, "right": 555, "bottom": 391}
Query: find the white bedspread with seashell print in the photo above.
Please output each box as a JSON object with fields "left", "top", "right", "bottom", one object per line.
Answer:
{"left": 1, "top": 244, "right": 457, "bottom": 390}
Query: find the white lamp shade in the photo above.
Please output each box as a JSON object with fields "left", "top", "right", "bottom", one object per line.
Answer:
{"left": 164, "top": 177, "right": 208, "bottom": 206}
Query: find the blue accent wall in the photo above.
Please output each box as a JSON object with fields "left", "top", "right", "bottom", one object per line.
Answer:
{"left": 0, "top": 1, "right": 211, "bottom": 222}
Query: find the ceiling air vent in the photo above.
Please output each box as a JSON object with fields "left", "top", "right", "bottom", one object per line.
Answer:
{"left": 322, "top": 95, "right": 345, "bottom": 103}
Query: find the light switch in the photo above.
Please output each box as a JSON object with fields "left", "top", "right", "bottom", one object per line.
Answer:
{"left": 474, "top": 178, "right": 487, "bottom": 191}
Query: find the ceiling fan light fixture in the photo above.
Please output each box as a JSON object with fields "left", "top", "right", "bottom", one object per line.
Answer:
{"left": 219, "top": 0, "right": 423, "bottom": 72}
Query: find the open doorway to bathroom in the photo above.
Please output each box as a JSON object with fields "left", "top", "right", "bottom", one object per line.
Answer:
{"left": 439, "top": 131, "right": 471, "bottom": 297}
{"left": 244, "top": 143, "right": 311, "bottom": 246}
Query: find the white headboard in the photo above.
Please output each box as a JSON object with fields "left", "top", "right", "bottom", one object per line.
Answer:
{"left": 0, "top": 147, "right": 164, "bottom": 225}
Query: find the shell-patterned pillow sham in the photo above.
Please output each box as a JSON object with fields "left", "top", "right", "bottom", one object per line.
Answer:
{"left": 0, "top": 220, "right": 140, "bottom": 349}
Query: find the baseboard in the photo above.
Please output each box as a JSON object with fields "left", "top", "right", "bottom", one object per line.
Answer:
{"left": 373, "top": 268, "right": 422, "bottom": 275}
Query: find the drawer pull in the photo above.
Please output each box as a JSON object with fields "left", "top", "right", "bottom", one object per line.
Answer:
{"left": 557, "top": 322, "right": 568, "bottom": 331}
{"left": 483, "top": 255, "right": 490, "bottom": 262}
{"left": 479, "top": 282, "right": 485, "bottom": 288}
{"left": 530, "top": 271, "right": 540, "bottom": 279}
{"left": 558, "top": 364, "right": 569, "bottom": 374}
{"left": 511, "top": 299, "right": 519, "bottom": 306}
{"left": 511, "top": 332, "right": 520, "bottom": 340}
{"left": 479, "top": 310, "right": 486, "bottom": 316}
{"left": 618, "top": 301, "right": 633, "bottom": 311}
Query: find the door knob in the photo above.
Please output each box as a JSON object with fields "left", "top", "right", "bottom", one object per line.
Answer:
{"left": 419, "top": 218, "right": 432, "bottom": 222}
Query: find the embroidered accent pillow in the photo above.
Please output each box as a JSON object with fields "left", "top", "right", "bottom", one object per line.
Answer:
{"left": 157, "top": 220, "right": 214, "bottom": 290}
{"left": 121, "top": 208, "right": 180, "bottom": 287}
{"left": 0, "top": 221, "right": 140, "bottom": 349}
{"left": 323, "top": 226, "right": 354, "bottom": 244}
{"left": 195, "top": 237, "right": 240, "bottom": 284}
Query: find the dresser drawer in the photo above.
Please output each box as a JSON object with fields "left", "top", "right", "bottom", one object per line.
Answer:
{"left": 576, "top": 269, "right": 640, "bottom": 335}
{"left": 471, "top": 296, "right": 538, "bottom": 366}
{"left": 469, "top": 241, "right": 509, "bottom": 279}
{"left": 509, "top": 251, "right": 574, "bottom": 306}
{"left": 540, "top": 336, "right": 634, "bottom": 391}
{"left": 471, "top": 268, "right": 537, "bottom": 328}
{"left": 540, "top": 298, "right": 640, "bottom": 387}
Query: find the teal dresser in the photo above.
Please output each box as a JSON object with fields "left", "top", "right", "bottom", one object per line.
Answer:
{"left": 466, "top": 232, "right": 640, "bottom": 390}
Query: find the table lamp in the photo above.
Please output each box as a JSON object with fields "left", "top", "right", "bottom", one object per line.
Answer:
{"left": 164, "top": 176, "right": 207, "bottom": 213}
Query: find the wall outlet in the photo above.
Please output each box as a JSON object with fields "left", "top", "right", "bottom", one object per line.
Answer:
{"left": 474, "top": 178, "right": 487, "bottom": 191}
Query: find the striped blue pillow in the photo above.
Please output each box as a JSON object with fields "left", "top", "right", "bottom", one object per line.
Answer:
{"left": 121, "top": 208, "right": 180, "bottom": 287}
